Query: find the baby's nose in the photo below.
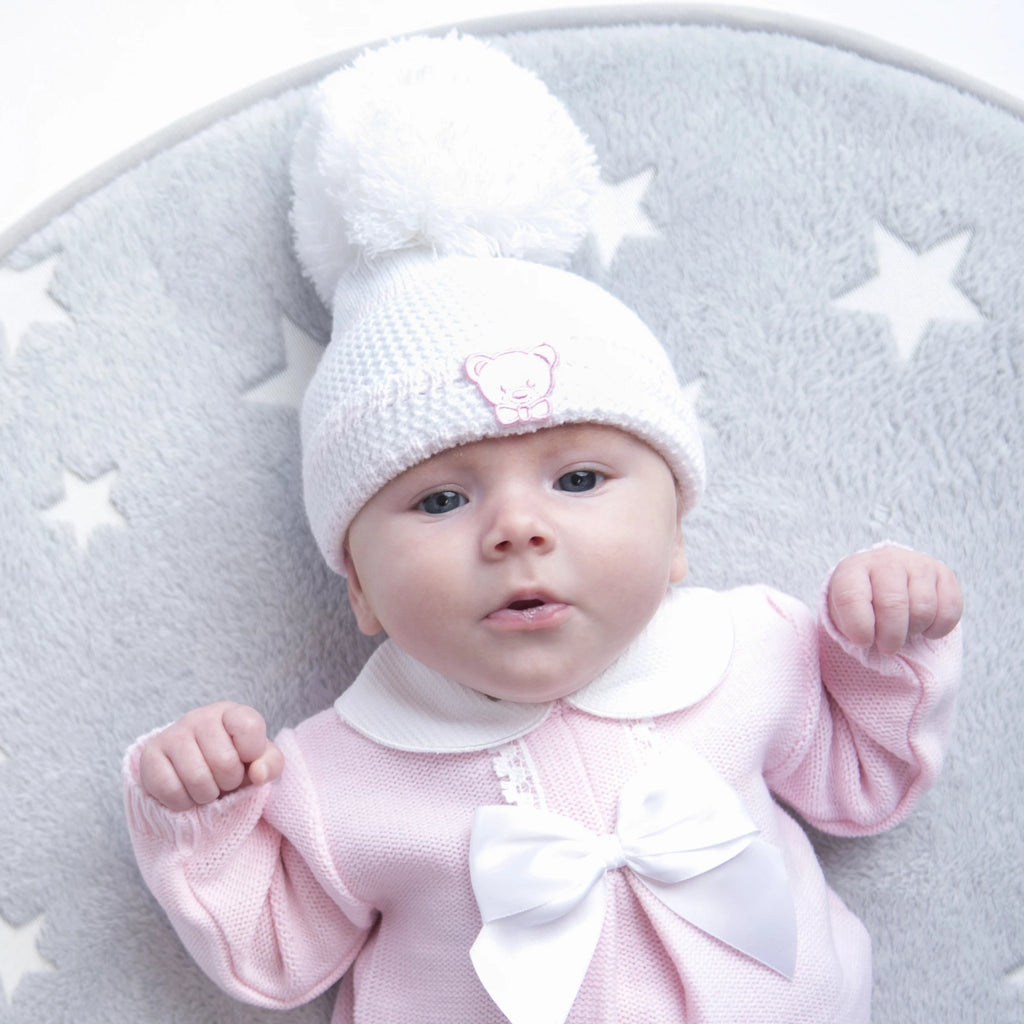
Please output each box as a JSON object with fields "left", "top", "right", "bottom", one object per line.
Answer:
{"left": 484, "top": 507, "right": 555, "bottom": 557}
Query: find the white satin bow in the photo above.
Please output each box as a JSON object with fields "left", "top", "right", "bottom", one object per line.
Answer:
{"left": 469, "top": 752, "right": 796, "bottom": 1024}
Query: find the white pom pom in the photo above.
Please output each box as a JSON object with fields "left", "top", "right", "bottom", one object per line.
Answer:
{"left": 290, "top": 33, "right": 599, "bottom": 304}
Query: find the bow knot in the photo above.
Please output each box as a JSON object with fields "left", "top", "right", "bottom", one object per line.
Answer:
{"left": 469, "top": 751, "right": 796, "bottom": 1024}
{"left": 594, "top": 832, "right": 627, "bottom": 873}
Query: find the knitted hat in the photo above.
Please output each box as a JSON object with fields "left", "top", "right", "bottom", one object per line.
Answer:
{"left": 291, "top": 33, "right": 705, "bottom": 573}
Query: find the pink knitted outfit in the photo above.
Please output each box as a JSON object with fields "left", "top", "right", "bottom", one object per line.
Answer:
{"left": 124, "top": 582, "right": 960, "bottom": 1023}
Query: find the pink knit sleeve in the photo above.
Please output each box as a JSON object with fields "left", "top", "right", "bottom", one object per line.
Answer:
{"left": 763, "top": 585, "right": 961, "bottom": 838}
{"left": 123, "top": 726, "right": 374, "bottom": 1008}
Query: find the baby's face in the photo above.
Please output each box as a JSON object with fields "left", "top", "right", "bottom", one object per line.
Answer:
{"left": 343, "top": 423, "right": 688, "bottom": 703}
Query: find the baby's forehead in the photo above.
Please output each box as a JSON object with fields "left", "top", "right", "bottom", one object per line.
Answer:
{"left": 396, "top": 424, "right": 677, "bottom": 489}
{"left": 420, "top": 422, "right": 636, "bottom": 465}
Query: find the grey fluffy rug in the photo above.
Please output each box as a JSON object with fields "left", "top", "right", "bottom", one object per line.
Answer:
{"left": 1, "top": 8, "right": 1021, "bottom": 1023}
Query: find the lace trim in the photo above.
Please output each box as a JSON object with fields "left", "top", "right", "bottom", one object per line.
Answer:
{"left": 490, "top": 739, "right": 545, "bottom": 809}
{"left": 491, "top": 722, "right": 662, "bottom": 806}
{"left": 628, "top": 718, "right": 664, "bottom": 766}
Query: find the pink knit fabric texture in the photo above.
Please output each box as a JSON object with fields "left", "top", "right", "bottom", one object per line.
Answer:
{"left": 124, "top": 584, "right": 960, "bottom": 1023}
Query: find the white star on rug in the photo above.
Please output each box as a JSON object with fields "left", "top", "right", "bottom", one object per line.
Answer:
{"left": 0, "top": 255, "right": 72, "bottom": 361}
{"left": 243, "top": 317, "right": 323, "bottom": 409}
{"left": 833, "top": 224, "right": 982, "bottom": 362}
{"left": 1007, "top": 964, "right": 1024, "bottom": 988}
{"left": 42, "top": 468, "right": 126, "bottom": 552}
{"left": 0, "top": 912, "right": 55, "bottom": 1003}
{"left": 588, "top": 168, "right": 661, "bottom": 270}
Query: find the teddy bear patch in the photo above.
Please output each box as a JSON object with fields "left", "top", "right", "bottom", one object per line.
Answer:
{"left": 464, "top": 344, "right": 558, "bottom": 425}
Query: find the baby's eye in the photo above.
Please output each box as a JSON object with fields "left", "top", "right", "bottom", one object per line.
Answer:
{"left": 417, "top": 490, "right": 468, "bottom": 515}
{"left": 556, "top": 470, "right": 602, "bottom": 493}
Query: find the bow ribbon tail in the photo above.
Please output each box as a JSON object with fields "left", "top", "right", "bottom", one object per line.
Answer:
{"left": 639, "top": 837, "right": 797, "bottom": 978}
{"left": 470, "top": 886, "right": 605, "bottom": 1024}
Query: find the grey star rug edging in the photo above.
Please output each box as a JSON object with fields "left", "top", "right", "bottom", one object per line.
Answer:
{"left": 1, "top": 7, "right": 1022, "bottom": 1023}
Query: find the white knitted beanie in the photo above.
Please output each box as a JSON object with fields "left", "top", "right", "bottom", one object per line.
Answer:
{"left": 291, "top": 33, "right": 705, "bottom": 573}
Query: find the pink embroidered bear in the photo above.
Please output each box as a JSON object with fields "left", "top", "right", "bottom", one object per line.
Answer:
{"left": 464, "top": 344, "right": 558, "bottom": 425}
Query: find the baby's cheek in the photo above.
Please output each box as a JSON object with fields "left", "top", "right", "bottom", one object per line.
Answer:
{"left": 385, "top": 588, "right": 458, "bottom": 645}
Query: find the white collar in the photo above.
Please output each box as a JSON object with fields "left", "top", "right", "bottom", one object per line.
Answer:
{"left": 334, "top": 585, "right": 735, "bottom": 753}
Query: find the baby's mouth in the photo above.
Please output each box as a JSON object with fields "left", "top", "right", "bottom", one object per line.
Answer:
{"left": 485, "top": 594, "right": 570, "bottom": 630}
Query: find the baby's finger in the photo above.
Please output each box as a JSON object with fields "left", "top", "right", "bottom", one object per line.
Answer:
{"left": 139, "top": 744, "right": 199, "bottom": 813}
{"left": 160, "top": 733, "right": 224, "bottom": 807}
{"left": 222, "top": 703, "right": 271, "bottom": 765}
{"left": 247, "top": 741, "right": 285, "bottom": 788}
{"left": 867, "top": 562, "right": 910, "bottom": 655}
{"left": 905, "top": 563, "right": 941, "bottom": 640}
{"left": 828, "top": 562, "right": 876, "bottom": 648}
{"left": 193, "top": 715, "right": 248, "bottom": 795}
{"left": 924, "top": 563, "right": 964, "bottom": 639}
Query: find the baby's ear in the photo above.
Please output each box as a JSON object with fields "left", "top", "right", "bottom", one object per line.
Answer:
{"left": 342, "top": 548, "right": 384, "bottom": 636}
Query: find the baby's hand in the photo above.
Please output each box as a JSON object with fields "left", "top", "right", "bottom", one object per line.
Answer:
{"left": 828, "top": 546, "right": 963, "bottom": 655}
{"left": 138, "top": 702, "right": 284, "bottom": 812}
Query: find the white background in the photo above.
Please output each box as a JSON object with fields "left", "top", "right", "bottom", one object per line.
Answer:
{"left": 2, "top": 0, "right": 1021, "bottom": 242}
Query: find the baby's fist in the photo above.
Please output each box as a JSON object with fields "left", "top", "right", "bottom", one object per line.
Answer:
{"left": 828, "top": 546, "right": 962, "bottom": 655}
{"left": 138, "top": 702, "right": 284, "bottom": 812}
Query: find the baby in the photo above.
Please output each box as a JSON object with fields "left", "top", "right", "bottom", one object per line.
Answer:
{"left": 124, "top": 35, "right": 962, "bottom": 1024}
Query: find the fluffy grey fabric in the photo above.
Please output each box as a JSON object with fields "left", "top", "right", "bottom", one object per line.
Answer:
{"left": 1, "top": 12, "right": 1020, "bottom": 1023}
